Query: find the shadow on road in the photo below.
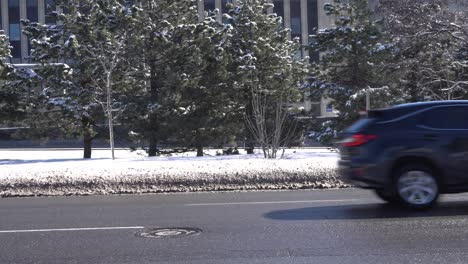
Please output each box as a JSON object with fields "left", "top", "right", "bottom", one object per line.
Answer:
{"left": 264, "top": 201, "right": 468, "bottom": 220}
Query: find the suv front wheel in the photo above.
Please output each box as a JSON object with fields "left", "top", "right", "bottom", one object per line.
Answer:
{"left": 394, "top": 164, "right": 439, "bottom": 209}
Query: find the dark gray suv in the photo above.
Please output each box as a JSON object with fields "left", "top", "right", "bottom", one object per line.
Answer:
{"left": 338, "top": 100, "right": 468, "bottom": 209}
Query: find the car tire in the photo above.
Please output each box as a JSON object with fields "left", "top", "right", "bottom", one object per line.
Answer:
{"left": 393, "top": 164, "right": 439, "bottom": 209}
{"left": 374, "top": 189, "right": 397, "bottom": 204}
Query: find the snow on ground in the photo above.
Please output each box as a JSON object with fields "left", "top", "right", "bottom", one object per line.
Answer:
{"left": 0, "top": 148, "right": 343, "bottom": 197}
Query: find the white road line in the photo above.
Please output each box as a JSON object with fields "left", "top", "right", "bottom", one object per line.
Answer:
{"left": 0, "top": 226, "right": 145, "bottom": 234}
{"left": 185, "top": 199, "right": 359, "bottom": 206}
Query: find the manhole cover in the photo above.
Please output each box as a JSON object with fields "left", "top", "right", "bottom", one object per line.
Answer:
{"left": 136, "top": 228, "right": 202, "bottom": 238}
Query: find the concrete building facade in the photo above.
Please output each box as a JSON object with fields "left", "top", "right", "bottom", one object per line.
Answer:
{"left": 1, "top": 0, "right": 61, "bottom": 64}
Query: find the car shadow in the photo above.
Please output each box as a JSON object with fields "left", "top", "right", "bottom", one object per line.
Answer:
{"left": 264, "top": 201, "right": 468, "bottom": 220}
{"left": 0, "top": 158, "right": 107, "bottom": 165}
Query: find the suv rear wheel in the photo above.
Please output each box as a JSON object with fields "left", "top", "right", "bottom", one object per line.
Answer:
{"left": 394, "top": 164, "right": 439, "bottom": 209}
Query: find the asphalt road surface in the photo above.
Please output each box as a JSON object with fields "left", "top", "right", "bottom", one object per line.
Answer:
{"left": 3, "top": 189, "right": 468, "bottom": 264}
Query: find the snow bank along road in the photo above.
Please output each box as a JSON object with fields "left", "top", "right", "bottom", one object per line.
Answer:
{"left": 0, "top": 148, "right": 346, "bottom": 197}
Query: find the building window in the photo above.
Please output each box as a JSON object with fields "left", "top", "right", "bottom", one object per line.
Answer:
{"left": 9, "top": 0, "right": 21, "bottom": 60}
{"left": 27, "top": 0, "right": 39, "bottom": 22}
{"left": 273, "top": 0, "right": 284, "bottom": 26}
{"left": 45, "top": 0, "right": 56, "bottom": 24}
{"left": 27, "top": 0, "right": 39, "bottom": 58}
{"left": 204, "top": 0, "right": 215, "bottom": 14}
{"left": 290, "top": 0, "right": 301, "bottom": 42}
{"left": 307, "top": 0, "right": 319, "bottom": 61}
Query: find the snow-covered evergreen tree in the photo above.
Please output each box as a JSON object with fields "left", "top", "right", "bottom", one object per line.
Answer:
{"left": 0, "top": 33, "right": 15, "bottom": 121}
{"left": 22, "top": 0, "right": 139, "bottom": 158}
{"left": 0, "top": 32, "right": 25, "bottom": 125}
{"left": 167, "top": 14, "right": 241, "bottom": 156}
{"left": 224, "top": 0, "right": 308, "bottom": 158}
{"left": 377, "top": 0, "right": 468, "bottom": 101}
{"left": 126, "top": 0, "right": 202, "bottom": 156}
{"left": 308, "top": 0, "right": 395, "bottom": 145}
{"left": 71, "top": 0, "right": 139, "bottom": 159}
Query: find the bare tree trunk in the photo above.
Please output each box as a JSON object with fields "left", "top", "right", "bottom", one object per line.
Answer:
{"left": 106, "top": 72, "right": 115, "bottom": 160}
{"left": 82, "top": 116, "right": 93, "bottom": 159}
{"left": 108, "top": 114, "right": 115, "bottom": 160}
{"left": 246, "top": 141, "right": 255, "bottom": 154}
{"left": 408, "top": 71, "right": 419, "bottom": 102}
{"left": 244, "top": 85, "right": 297, "bottom": 159}
{"left": 196, "top": 145, "right": 204, "bottom": 157}
{"left": 148, "top": 137, "right": 158, "bottom": 156}
{"left": 245, "top": 96, "right": 255, "bottom": 154}
{"left": 148, "top": 62, "right": 159, "bottom": 157}
{"left": 83, "top": 133, "right": 92, "bottom": 159}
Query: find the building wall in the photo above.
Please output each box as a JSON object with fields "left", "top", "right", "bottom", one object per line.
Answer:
{"left": 1, "top": 0, "right": 42, "bottom": 63}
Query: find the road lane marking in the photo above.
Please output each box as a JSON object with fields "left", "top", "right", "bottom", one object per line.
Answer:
{"left": 185, "top": 199, "right": 359, "bottom": 206}
{"left": 0, "top": 226, "right": 145, "bottom": 234}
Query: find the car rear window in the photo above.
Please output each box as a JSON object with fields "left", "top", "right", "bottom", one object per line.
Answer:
{"left": 345, "top": 118, "right": 375, "bottom": 133}
{"left": 420, "top": 106, "right": 468, "bottom": 129}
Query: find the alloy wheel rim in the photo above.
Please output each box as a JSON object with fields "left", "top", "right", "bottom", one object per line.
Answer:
{"left": 397, "top": 170, "right": 438, "bottom": 205}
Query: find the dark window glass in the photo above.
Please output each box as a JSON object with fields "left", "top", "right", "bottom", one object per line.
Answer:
{"left": 290, "top": 0, "right": 301, "bottom": 41}
{"left": 422, "top": 107, "right": 468, "bottom": 129}
{"left": 204, "top": 0, "right": 215, "bottom": 13}
{"left": 9, "top": 0, "right": 20, "bottom": 21}
{"left": 9, "top": 24, "right": 20, "bottom": 41}
{"left": 10, "top": 41, "right": 21, "bottom": 58}
{"left": 273, "top": 0, "right": 284, "bottom": 27}
{"left": 45, "top": 0, "right": 56, "bottom": 24}
{"left": 9, "top": 0, "right": 21, "bottom": 59}
{"left": 27, "top": 0, "right": 39, "bottom": 58}
{"left": 310, "top": 103, "right": 320, "bottom": 116}
{"left": 307, "top": 0, "right": 319, "bottom": 61}
{"left": 27, "top": 0, "right": 38, "bottom": 22}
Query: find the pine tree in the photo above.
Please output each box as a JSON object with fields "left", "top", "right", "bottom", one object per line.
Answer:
{"left": 0, "top": 32, "right": 24, "bottom": 125}
{"left": 308, "top": 0, "right": 394, "bottom": 144}
{"left": 21, "top": 0, "right": 138, "bottom": 158}
{"left": 166, "top": 14, "right": 240, "bottom": 156}
{"left": 127, "top": 0, "right": 202, "bottom": 156}
{"left": 72, "top": 0, "right": 139, "bottom": 159}
{"left": 377, "top": 0, "right": 468, "bottom": 101}
{"left": 224, "top": 0, "right": 308, "bottom": 158}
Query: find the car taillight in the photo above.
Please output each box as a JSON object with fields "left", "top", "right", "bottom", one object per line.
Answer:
{"left": 341, "top": 134, "right": 378, "bottom": 147}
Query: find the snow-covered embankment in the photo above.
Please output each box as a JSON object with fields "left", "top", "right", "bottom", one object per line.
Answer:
{"left": 0, "top": 149, "right": 346, "bottom": 197}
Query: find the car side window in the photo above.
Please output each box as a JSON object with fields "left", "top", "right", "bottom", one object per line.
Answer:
{"left": 421, "top": 106, "right": 468, "bottom": 130}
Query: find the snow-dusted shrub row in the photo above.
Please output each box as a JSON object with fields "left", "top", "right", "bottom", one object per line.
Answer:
{"left": 0, "top": 149, "right": 346, "bottom": 197}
